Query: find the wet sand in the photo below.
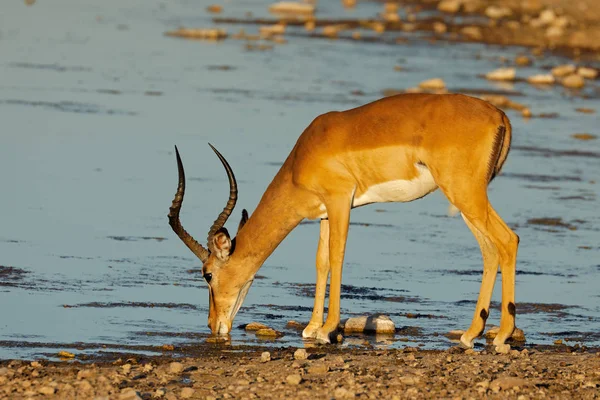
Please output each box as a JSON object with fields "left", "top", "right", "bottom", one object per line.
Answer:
{"left": 1, "top": 345, "right": 599, "bottom": 399}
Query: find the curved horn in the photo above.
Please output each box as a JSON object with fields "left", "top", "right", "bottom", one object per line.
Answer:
{"left": 207, "top": 143, "right": 238, "bottom": 249}
{"left": 168, "top": 146, "right": 210, "bottom": 263}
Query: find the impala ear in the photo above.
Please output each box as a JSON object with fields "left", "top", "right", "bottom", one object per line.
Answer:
{"left": 212, "top": 229, "right": 232, "bottom": 261}
{"left": 237, "top": 209, "right": 249, "bottom": 233}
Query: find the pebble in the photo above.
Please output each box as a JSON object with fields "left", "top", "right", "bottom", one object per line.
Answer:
{"left": 30, "top": 361, "right": 42, "bottom": 369}
{"left": 121, "top": 364, "right": 131, "bottom": 374}
{"left": 38, "top": 386, "right": 55, "bottom": 395}
{"left": 485, "top": 5, "right": 511, "bottom": 19}
{"left": 206, "top": 4, "right": 223, "bottom": 13}
{"left": 433, "top": 22, "right": 447, "bottom": 34}
{"left": 572, "top": 133, "right": 597, "bottom": 141}
{"left": 79, "top": 380, "right": 93, "bottom": 392}
{"left": 551, "top": 64, "right": 576, "bottom": 77}
{"left": 418, "top": 78, "right": 446, "bottom": 90}
{"left": 58, "top": 351, "right": 75, "bottom": 359}
{"left": 333, "top": 387, "right": 355, "bottom": 399}
{"left": 169, "top": 362, "right": 184, "bottom": 374}
{"left": 527, "top": 74, "right": 555, "bottom": 84}
{"left": 245, "top": 322, "right": 270, "bottom": 331}
{"left": 286, "top": 374, "right": 303, "bottom": 385}
{"left": 562, "top": 74, "right": 585, "bottom": 89}
{"left": 490, "top": 377, "right": 529, "bottom": 391}
{"left": 119, "top": 388, "right": 142, "bottom": 400}
{"left": 437, "top": 0, "right": 461, "bottom": 14}
{"left": 165, "top": 28, "right": 227, "bottom": 40}
{"left": 255, "top": 328, "right": 283, "bottom": 337}
{"left": 180, "top": 387, "right": 195, "bottom": 398}
{"left": 515, "top": 55, "right": 532, "bottom": 66}
{"left": 294, "top": 348, "right": 308, "bottom": 360}
{"left": 260, "top": 352, "right": 271, "bottom": 363}
{"left": 286, "top": 320, "right": 305, "bottom": 330}
{"left": 461, "top": 26, "right": 483, "bottom": 40}
{"left": 577, "top": 67, "right": 598, "bottom": 79}
{"left": 342, "top": 314, "right": 396, "bottom": 334}
{"left": 77, "top": 369, "right": 96, "bottom": 380}
{"left": 485, "top": 67, "right": 516, "bottom": 81}
{"left": 539, "top": 9, "right": 557, "bottom": 25}
{"left": 522, "top": 108, "right": 532, "bottom": 118}
{"left": 307, "top": 364, "right": 329, "bottom": 374}
{"left": 269, "top": 1, "right": 315, "bottom": 16}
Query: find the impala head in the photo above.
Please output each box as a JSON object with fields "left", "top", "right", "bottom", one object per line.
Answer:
{"left": 168, "top": 144, "right": 252, "bottom": 336}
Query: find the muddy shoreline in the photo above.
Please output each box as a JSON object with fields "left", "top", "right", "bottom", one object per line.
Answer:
{"left": 1, "top": 345, "right": 598, "bottom": 399}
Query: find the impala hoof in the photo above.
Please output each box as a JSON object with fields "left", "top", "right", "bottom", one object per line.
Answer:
{"left": 459, "top": 333, "right": 474, "bottom": 349}
{"left": 315, "top": 328, "right": 342, "bottom": 344}
{"left": 302, "top": 323, "right": 320, "bottom": 339}
{"left": 494, "top": 343, "right": 511, "bottom": 354}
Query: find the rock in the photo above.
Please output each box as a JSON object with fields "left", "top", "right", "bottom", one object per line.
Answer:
{"left": 538, "top": 9, "right": 556, "bottom": 25}
{"left": 165, "top": 28, "right": 227, "bottom": 40}
{"left": 521, "top": 108, "right": 532, "bottom": 118}
{"left": 384, "top": 2, "right": 398, "bottom": 13}
{"left": 382, "top": 12, "right": 400, "bottom": 22}
{"left": 485, "top": 6, "right": 511, "bottom": 19}
{"left": 515, "top": 55, "right": 532, "bottom": 66}
{"left": 304, "top": 20, "right": 316, "bottom": 31}
{"left": 562, "top": 74, "right": 585, "bottom": 89}
{"left": 553, "top": 15, "right": 570, "bottom": 28}
{"left": 341, "top": 314, "right": 396, "bottom": 334}
{"left": 206, "top": 4, "right": 223, "bottom": 13}
{"left": 286, "top": 320, "right": 305, "bottom": 330}
{"left": 342, "top": 0, "right": 356, "bottom": 8}
{"left": 307, "top": 364, "right": 329, "bottom": 374}
{"left": 333, "top": 387, "right": 356, "bottom": 399}
{"left": 169, "top": 362, "right": 184, "bottom": 374}
{"left": 323, "top": 25, "right": 346, "bottom": 38}
{"left": 572, "top": 133, "right": 597, "bottom": 141}
{"left": 259, "top": 24, "right": 286, "bottom": 37}
{"left": 30, "top": 361, "right": 42, "bottom": 368}
{"left": 577, "top": 67, "right": 598, "bottom": 79}
{"left": 433, "top": 22, "right": 447, "bottom": 33}
{"left": 400, "top": 376, "right": 420, "bottom": 385}
{"left": 490, "top": 377, "right": 530, "bottom": 391}
{"left": 38, "top": 386, "right": 55, "bottom": 395}
{"left": 527, "top": 74, "right": 555, "bottom": 84}
{"left": 438, "top": 0, "right": 461, "bottom": 14}
{"left": 121, "top": 364, "right": 131, "bottom": 374}
{"left": 245, "top": 322, "right": 270, "bottom": 331}
{"left": 58, "top": 351, "right": 75, "bottom": 359}
{"left": 506, "top": 20, "right": 521, "bottom": 30}
{"left": 485, "top": 67, "right": 516, "bottom": 81}
{"left": 546, "top": 26, "right": 564, "bottom": 39}
{"left": 294, "top": 349, "right": 308, "bottom": 360}
{"left": 484, "top": 326, "right": 526, "bottom": 341}
{"left": 495, "top": 344, "right": 511, "bottom": 354}
{"left": 286, "top": 374, "right": 303, "bottom": 385}
{"left": 119, "top": 388, "right": 142, "bottom": 400}
{"left": 418, "top": 78, "right": 446, "bottom": 90}
{"left": 260, "top": 352, "right": 271, "bottom": 363}
{"left": 255, "top": 328, "right": 283, "bottom": 337}
{"left": 77, "top": 369, "right": 96, "bottom": 380}
{"left": 461, "top": 26, "right": 483, "bottom": 40}
{"left": 78, "top": 380, "right": 93, "bottom": 392}
{"left": 269, "top": 2, "right": 314, "bottom": 16}
{"left": 180, "top": 388, "right": 195, "bottom": 398}
{"left": 551, "top": 64, "right": 576, "bottom": 77}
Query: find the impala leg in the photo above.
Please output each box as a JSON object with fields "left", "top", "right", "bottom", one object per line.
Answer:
{"left": 486, "top": 206, "right": 519, "bottom": 350}
{"left": 316, "top": 195, "right": 352, "bottom": 344}
{"left": 303, "top": 219, "right": 330, "bottom": 338}
{"left": 459, "top": 214, "right": 500, "bottom": 348}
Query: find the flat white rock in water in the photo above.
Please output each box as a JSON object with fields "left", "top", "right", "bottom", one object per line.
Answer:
{"left": 341, "top": 314, "right": 395, "bottom": 334}
{"left": 269, "top": 2, "right": 314, "bottom": 16}
{"left": 485, "top": 67, "right": 516, "bottom": 81}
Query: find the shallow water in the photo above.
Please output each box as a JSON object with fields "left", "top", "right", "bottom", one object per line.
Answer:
{"left": 1, "top": 0, "right": 599, "bottom": 360}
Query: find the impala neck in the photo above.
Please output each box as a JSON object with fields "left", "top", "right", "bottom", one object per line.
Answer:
{"left": 232, "top": 167, "right": 305, "bottom": 275}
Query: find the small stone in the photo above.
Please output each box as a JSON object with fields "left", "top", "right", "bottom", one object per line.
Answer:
{"left": 515, "top": 55, "right": 532, "bottom": 66}
{"left": 545, "top": 26, "right": 564, "bottom": 39}
{"left": 521, "top": 108, "right": 532, "bottom": 118}
{"left": 169, "top": 362, "right": 184, "bottom": 374}
{"left": 464, "top": 349, "right": 477, "bottom": 355}
{"left": 554, "top": 339, "right": 563, "bottom": 345}
{"left": 121, "top": 364, "right": 132, "bottom": 374}
{"left": 461, "top": 26, "right": 483, "bottom": 40}
{"left": 562, "top": 74, "right": 585, "bottom": 89}
{"left": 154, "top": 388, "right": 167, "bottom": 397}
{"left": 79, "top": 380, "right": 93, "bottom": 392}
{"left": 577, "top": 67, "right": 598, "bottom": 79}
{"left": 58, "top": 351, "right": 75, "bottom": 359}
{"left": 551, "top": 64, "right": 576, "bottom": 77}
{"left": 438, "top": 0, "right": 461, "bottom": 14}
{"left": 294, "top": 349, "right": 308, "bottom": 360}
{"left": 433, "top": 22, "right": 447, "bottom": 34}
{"left": 260, "top": 352, "right": 271, "bottom": 363}
{"left": 485, "top": 67, "right": 516, "bottom": 81}
{"left": 180, "top": 388, "right": 195, "bottom": 398}
{"left": 485, "top": 5, "right": 512, "bottom": 19}
{"left": 400, "top": 376, "right": 420, "bottom": 385}
{"left": 286, "top": 320, "right": 304, "bottom": 330}
{"left": 333, "top": 387, "right": 355, "bottom": 399}
{"left": 259, "top": 24, "right": 286, "bottom": 37}
{"left": 418, "top": 78, "right": 446, "bottom": 90}
{"left": 495, "top": 344, "right": 511, "bottom": 354}
{"left": 307, "top": 364, "right": 329, "bottom": 374}
{"left": 30, "top": 361, "right": 42, "bottom": 368}
{"left": 286, "top": 374, "right": 302, "bottom": 385}
{"left": 341, "top": 314, "right": 396, "bottom": 334}
{"left": 165, "top": 28, "right": 227, "bottom": 40}
{"left": 304, "top": 20, "right": 316, "bottom": 31}
{"left": 255, "top": 328, "right": 283, "bottom": 338}
{"left": 538, "top": 9, "right": 556, "bottom": 25}
{"left": 269, "top": 1, "right": 315, "bottom": 16}
{"left": 572, "top": 133, "right": 597, "bottom": 141}
{"left": 119, "top": 388, "right": 142, "bottom": 400}
{"left": 245, "top": 322, "right": 270, "bottom": 331}
{"left": 490, "top": 377, "right": 529, "bottom": 391}
{"left": 342, "top": 0, "right": 357, "bottom": 8}
{"left": 77, "top": 369, "right": 96, "bottom": 380}
{"left": 206, "top": 4, "right": 223, "bottom": 13}
{"left": 527, "top": 74, "right": 555, "bottom": 84}
{"left": 39, "top": 386, "right": 55, "bottom": 395}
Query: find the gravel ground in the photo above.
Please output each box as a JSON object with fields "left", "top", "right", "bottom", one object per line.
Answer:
{"left": 1, "top": 346, "right": 599, "bottom": 399}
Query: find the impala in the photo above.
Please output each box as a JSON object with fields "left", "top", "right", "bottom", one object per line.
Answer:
{"left": 168, "top": 93, "right": 519, "bottom": 352}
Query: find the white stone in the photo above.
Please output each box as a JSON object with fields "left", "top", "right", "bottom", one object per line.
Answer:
{"left": 485, "top": 67, "right": 516, "bottom": 81}
{"left": 341, "top": 314, "right": 396, "bottom": 334}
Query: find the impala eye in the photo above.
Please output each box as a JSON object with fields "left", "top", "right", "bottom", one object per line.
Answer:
{"left": 204, "top": 273, "right": 212, "bottom": 284}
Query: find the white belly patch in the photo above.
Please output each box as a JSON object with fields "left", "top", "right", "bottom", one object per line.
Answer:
{"left": 352, "top": 164, "right": 438, "bottom": 207}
